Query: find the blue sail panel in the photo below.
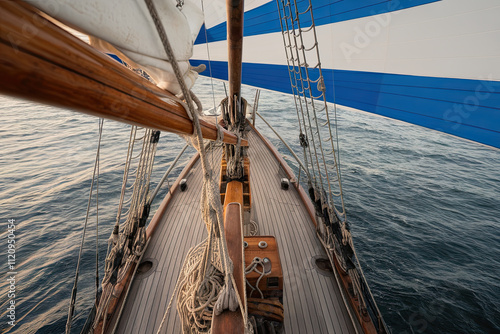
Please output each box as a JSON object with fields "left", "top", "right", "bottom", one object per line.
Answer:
{"left": 195, "top": 0, "right": 440, "bottom": 45}
{"left": 191, "top": 59, "right": 500, "bottom": 149}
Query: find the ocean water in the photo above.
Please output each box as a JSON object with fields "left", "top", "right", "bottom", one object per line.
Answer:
{"left": 0, "top": 77, "right": 499, "bottom": 334}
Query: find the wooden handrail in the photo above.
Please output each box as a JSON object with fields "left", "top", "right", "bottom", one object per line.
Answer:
{"left": 0, "top": 1, "right": 247, "bottom": 146}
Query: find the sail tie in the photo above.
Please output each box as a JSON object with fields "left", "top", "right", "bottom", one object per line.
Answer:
{"left": 215, "top": 123, "right": 224, "bottom": 146}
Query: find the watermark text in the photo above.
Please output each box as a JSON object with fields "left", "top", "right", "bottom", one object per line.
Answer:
{"left": 6, "top": 219, "right": 17, "bottom": 327}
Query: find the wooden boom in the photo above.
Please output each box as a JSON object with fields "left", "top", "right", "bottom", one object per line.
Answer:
{"left": 0, "top": 1, "right": 247, "bottom": 146}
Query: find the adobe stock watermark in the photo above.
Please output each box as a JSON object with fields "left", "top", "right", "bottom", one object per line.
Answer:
{"left": 6, "top": 219, "right": 17, "bottom": 327}
{"left": 399, "top": 288, "right": 460, "bottom": 334}
{"left": 6, "top": 1, "right": 61, "bottom": 55}
{"left": 340, "top": 1, "right": 403, "bottom": 62}
{"left": 443, "top": 75, "right": 496, "bottom": 130}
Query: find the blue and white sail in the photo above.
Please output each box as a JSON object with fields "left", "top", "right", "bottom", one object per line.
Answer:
{"left": 191, "top": 0, "right": 500, "bottom": 149}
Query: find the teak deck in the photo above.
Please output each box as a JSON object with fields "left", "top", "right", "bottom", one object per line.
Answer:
{"left": 115, "top": 127, "right": 359, "bottom": 333}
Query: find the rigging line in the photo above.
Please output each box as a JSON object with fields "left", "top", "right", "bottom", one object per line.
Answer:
{"left": 286, "top": 0, "right": 323, "bottom": 191}
{"left": 292, "top": 0, "right": 344, "bottom": 214}
{"left": 142, "top": 131, "right": 160, "bottom": 207}
{"left": 301, "top": 1, "right": 343, "bottom": 213}
{"left": 115, "top": 126, "right": 137, "bottom": 227}
{"left": 256, "top": 111, "right": 309, "bottom": 179}
{"left": 328, "top": 59, "right": 344, "bottom": 213}
{"left": 65, "top": 117, "right": 104, "bottom": 334}
{"left": 276, "top": 0, "right": 315, "bottom": 186}
{"left": 118, "top": 128, "right": 149, "bottom": 242}
{"left": 95, "top": 118, "right": 102, "bottom": 301}
{"left": 144, "top": 0, "right": 200, "bottom": 136}
{"left": 200, "top": 0, "right": 217, "bottom": 112}
{"left": 149, "top": 143, "right": 189, "bottom": 205}
{"left": 127, "top": 128, "right": 157, "bottom": 228}
{"left": 200, "top": 0, "right": 218, "bottom": 168}
{"left": 292, "top": 1, "right": 332, "bottom": 202}
{"left": 136, "top": 130, "right": 153, "bottom": 209}
{"left": 306, "top": 0, "right": 345, "bottom": 215}
{"left": 286, "top": 2, "right": 318, "bottom": 188}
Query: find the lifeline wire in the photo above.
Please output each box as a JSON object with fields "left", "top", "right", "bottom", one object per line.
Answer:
{"left": 65, "top": 118, "right": 104, "bottom": 334}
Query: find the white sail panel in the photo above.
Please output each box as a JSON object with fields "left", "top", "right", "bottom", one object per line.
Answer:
{"left": 27, "top": 0, "right": 204, "bottom": 94}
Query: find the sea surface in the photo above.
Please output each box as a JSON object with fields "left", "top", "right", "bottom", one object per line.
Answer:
{"left": 0, "top": 76, "right": 499, "bottom": 334}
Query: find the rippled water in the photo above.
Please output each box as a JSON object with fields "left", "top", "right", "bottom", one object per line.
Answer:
{"left": 1, "top": 77, "right": 499, "bottom": 333}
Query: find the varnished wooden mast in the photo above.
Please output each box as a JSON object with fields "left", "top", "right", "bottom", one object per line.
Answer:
{"left": 227, "top": 0, "right": 245, "bottom": 125}
{"left": 0, "top": 1, "right": 247, "bottom": 146}
{"left": 212, "top": 1, "right": 247, "bottom": 333}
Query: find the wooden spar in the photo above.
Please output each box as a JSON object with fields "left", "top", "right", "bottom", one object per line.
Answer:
{"left": 226, "top": 0, "right": 245, "bottom": 125}
{"left": 212, "top": 2, "right": 248, "bottom": 331}
{"left": 0, "top": 1, "right": 247, "bottom": 146}
{"left": 212, "top": 182, "right": 245, "bottom": 333}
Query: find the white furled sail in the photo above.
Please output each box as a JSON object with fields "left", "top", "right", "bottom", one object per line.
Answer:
{"left": 191, "top": 0, "right": 500, "bottom": 149}
{"left": 26, "top": 0, "right": 204, "bottom": 94}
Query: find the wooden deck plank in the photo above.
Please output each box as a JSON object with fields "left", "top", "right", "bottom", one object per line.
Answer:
{"left": 253, "top": 156, "right": 309, "bottom": 332}
{"left": 145, "top": 148, "right": 220, "bottom": 333}
{"left": 146, "top": 208, "right": 191, "bottom": 332}
{"left": 247, "top": 130, "right": 356, "bottom": 334}
{"left": 246, "top": 147, "right": 304, "bottom": 331}
{"left": 129, "top": 208, "right": 183, "bottom": 332}
{"left": 115, "top": 131, "right": 357, "bottom": 333}
{"left": 141, "top": 181, "right": 193, "bottom": 331}
{"left": 116, "top": 152, "right": 208, "bottom": 333}
{"left": 248, "top": 162, "right": 309, "bottom": 332}
{"left": 149, "top": 185, "right": 203, "bottom": 328}
{"left": 138, "top": 214, "right": 182, "bottom": 331}
{"left": 278, "top": 200, "right": 333, "bottom": 333}
{"left": 148, "top": 156, "right": 212, "bottom": 333}
{"left": 248, "top": 134, "right": 321, "bottom": 333}
{"left": 248, "top": 132, "right": 327, "bottom": 331}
